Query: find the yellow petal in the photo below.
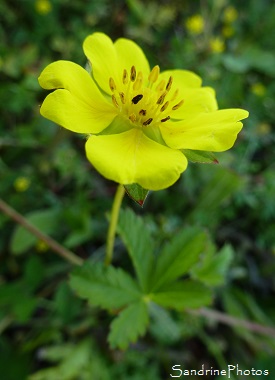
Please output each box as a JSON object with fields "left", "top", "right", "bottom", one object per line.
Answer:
{"left": 171, "top": 87, "right": 218, "bottom": 119}
{"left": 83, "top": 33, "right": 119, "bottom": 95}
{"left": 85, "top": 129, "right": 187, "bottom": 190}
{"left": 84, "top": 33, "right": 150, "bottom": 95}
{"left": 114, "top": 37, "right": 150, "bottom": 79}
{"left": 161, "top": 109, "right": 249, "bottom": 152}
{"left": 40, "top": 89, "right": 116, "bottom": 134}
{"left": 38, "top": 61, "right": 117, "bottom": 133}
{"left": 159, "top": 69, "right": 202, "bottom": 89}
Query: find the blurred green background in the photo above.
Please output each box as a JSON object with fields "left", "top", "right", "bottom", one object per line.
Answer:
{"left": 1, "top": 0, "right": 275, "bottom": 378}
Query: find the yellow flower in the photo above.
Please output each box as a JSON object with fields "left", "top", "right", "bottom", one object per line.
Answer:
{"left": 209, "top": 37, "right": 225, "bottom": 53}
{"left": 14, "top": 177, "right": 31, "bottom": 192}
{"left": 251, "top": 83, "right": 266, "bottom": 97}
{"left": 36, "top": 240, "right": 49, "bottom": 252}
{"left": 223, "top": 6, "right": 238, "bottom": 23}
{"left": 38, "top": 32, "right": 248, "bottom": 191}
{"left": 35, "top": 0, "right": 52, "bottom": 15}
{"left": 222, "top": 25, "right": 235, "bottom": 38}
{"left": 185, "top": 15, "right": 205, "bottom": 34}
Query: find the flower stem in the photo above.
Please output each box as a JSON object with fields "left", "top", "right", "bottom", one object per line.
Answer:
{"left": 105, "top": 184, "right": 125, "bottom": 266}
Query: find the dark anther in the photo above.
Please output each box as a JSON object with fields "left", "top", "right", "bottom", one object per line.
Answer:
{"left": 132, "top": 94, "right": 143, "bottom": 104}
{"left": 139, "top": 109, "right": 146, "bottom": 116}
{"left": 161, "top": 116, "right": 170, "bottom": 122}
{"left": 143, "top": 118, "right": 153, "bottom": 126}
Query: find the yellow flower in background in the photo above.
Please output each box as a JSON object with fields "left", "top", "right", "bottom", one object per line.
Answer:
{"left": 35, "top": 0, "right": 52, "bottom": 15}
{"left": 210, "top": 37, "right": 225, "bottom": 53}
{"left": 36, "top": 240, "right": 49, "bottom": 252}
{"left": 257, "top": 123, "right": 271, "bottom": 135}
{"left": 251, "top": 83, "right": 266, "bottom": 97}
{"left": 38, "top": 32, "right": 248, "bottom": 191}
{"left": 223, "top": 6, "right": 238, "bottom": 23}
{"left": 14, "top": 177, "right": 31, "bottom": 192}
{"left": 185, "top": 15, "right": 205, "bottom": 34}
{"left": 222, "top": 25, "right": 235, "bottom": 38}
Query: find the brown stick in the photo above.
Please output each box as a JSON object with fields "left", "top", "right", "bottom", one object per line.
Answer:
{"left": 188, "top": 307, "right": 275, "bottom": 338}
{"left": 0, "top": 198, "right": 83, "bottom": 266}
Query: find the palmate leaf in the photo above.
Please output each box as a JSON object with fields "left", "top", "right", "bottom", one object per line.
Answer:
{"left": 151, "top": 227, "right": 207, "bottom": 291}
{"left": 108, "top": 300, "right": 149, "bottom": 350}
{"left": 117, "top": 208, "right": 154, "bottom": 292}
{"left": 69, "top": 261, "right": 141, "bottom": 310}
{"left": 151, "top": 280, "right": 212, "bottom": 310}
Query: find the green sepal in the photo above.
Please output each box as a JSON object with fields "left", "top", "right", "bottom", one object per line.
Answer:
{"left": 124, "top": 183, "right": 150, "bottom": 207}
{"left": 182, "top": 149, "right": 219, "bottom": 164}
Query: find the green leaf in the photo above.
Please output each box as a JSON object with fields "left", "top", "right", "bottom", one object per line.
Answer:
{"left": 10, "top": 208, "right": 59, "bottom": 255}
{"left": 149, "top": 303, "right": 182, "bottom": 344}
{"left": 151, "top": 227, "right": 207, "bottom": 291}
{"left": 108, "top": 300, "right": 149, "bottom": 349}
{"left": 192, "top": 244, "right": 234, "bottom": 286}
{"left": 124, "top": 183, "right": 150, "bottom": 206}
{"left": 151, "top": 280, "right": 212, "bottom": 310}
{"left": 182, "top": 149, "right": 218, "bottom": 164}
{"left": 117, "top": 208, "right": 154, "bottom": 292}
{"left": 69, "top": 261, "right": 141, "bottom": 309}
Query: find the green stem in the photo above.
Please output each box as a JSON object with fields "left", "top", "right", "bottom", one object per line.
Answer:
{"left": 105, "top": 184, "right": 125, "bottom": 266}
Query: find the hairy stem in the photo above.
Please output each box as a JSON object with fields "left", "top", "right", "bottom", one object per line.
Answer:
{"left": 0, "top": 198, "right": 83, "bottom": 266}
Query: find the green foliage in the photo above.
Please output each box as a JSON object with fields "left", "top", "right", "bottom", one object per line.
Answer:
{"left": 1, "top": 0, "right": 275, "bottom": 377}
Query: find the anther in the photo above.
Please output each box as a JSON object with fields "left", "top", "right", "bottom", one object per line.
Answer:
{"left": 156, "top": 91, "right": 167, "bottom": 105}
{"left": 171, "top": 88, "right": 179, "bottom": 101}
{"left": 139, "top": 109, "right": 146, "bottom": 116}
{"left": 148, "top": 65, "right": 160, "bottom": 83}
{"left": 123, "top": 69, "right": 128, "bottom": 85}
{"left": 161, "top": 116, "right": 170, "bottom": 122}
{"left": 160, "top": 101, "right": 169, "bottom": 112}
{"left": 156, "top": 80, "right": 166, "bottom": 92}
{"left": 109, "top": 77, "right": 116, "bottom": 92}
{"left": 172, "top": 99, "right": 184, "bottom": 110}
{"left": 112, "top": 95, "right": 119, "bottom": 108}
{"left": 129, "top": 113, "right": 136, "bottom": 122}
{"left": 166, "top": 76, "right": 173, "bottom": 91}
{"left": 143, "top": 118, "right": 153, "bottom": 126}
{"left": 132, "top": 94, "right": 143, "bottom": 104}
{"left": 119, "top": 92, "right": 126, "bottom": 104}
{"left": 130, "top": 66, "right": 136, "bottom": 82}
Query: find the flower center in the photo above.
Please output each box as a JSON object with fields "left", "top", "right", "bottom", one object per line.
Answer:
{"left": 109, "top": 65, "right": 184, "bottom": 128}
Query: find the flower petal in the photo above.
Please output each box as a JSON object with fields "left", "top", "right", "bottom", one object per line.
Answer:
{"left": 171, "top": 87, "right": 218, "bottom": 119}
{"left": 161, "top": 109, "right": 249, "bottom": 152}
{"left": 159, "top": 69, "right": 202, "bottom": 89}
{"left": 85, "top": 129, "right": 187, "bottom": 190}
{"left": 114, "top": 37, "right": 150, "bottom": 78}
{"left": 83, "top": 33, "right": 119, "bottom": 95}
{"left": 38, "top": 60, "right": 117, "bottom": 133}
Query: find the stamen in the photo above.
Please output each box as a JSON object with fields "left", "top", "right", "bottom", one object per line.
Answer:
{"left": 172, "top": 99, "right": 184, "bottom": 110}
{"left": 161, "top": 116, "right": 170, "bottom": 122}
{"left": 143, "top": 118, "right": 153, "bottom": 126}
{"left": 148, "top": 65, "right": 160, "bottom": 83}
{"left": 130, "top": 66, "right": 136, "bottom": 82}
{"left": 132, "top": 94, "right": 143, "bottom": 104}
{"left": 129, "top": 113, "right": 136, "bottom": 122}
{"left": 123, "top": 69, "right": 128, "bottom": 85}
{"left": 156, "top": 80, "right": 166, "bottom": 92}
{"left": 133, "top": 72, "right": 143, "bottom": 91}
{"left": 166, "top": 76, "right": 173, "bottom": 91}
{"left": 156, "top": 91, "right": 167, "bottom": 105}
{"left": 171, "top": 88, "right": 179, "bottom": 101}
{"left": 139, "top": 109, "right": 146, "bottom": 116}
{"left": 119, "top": 92, "right": 126, "bottom": 104}
{"left": 160, "top": 101, "right": 169, "bottom": 112}
{"left": 109, "top": 77, "right": 116, "bottom": 92}
{"left": 112, "top": 95, "right": 119, "bottom": 108}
